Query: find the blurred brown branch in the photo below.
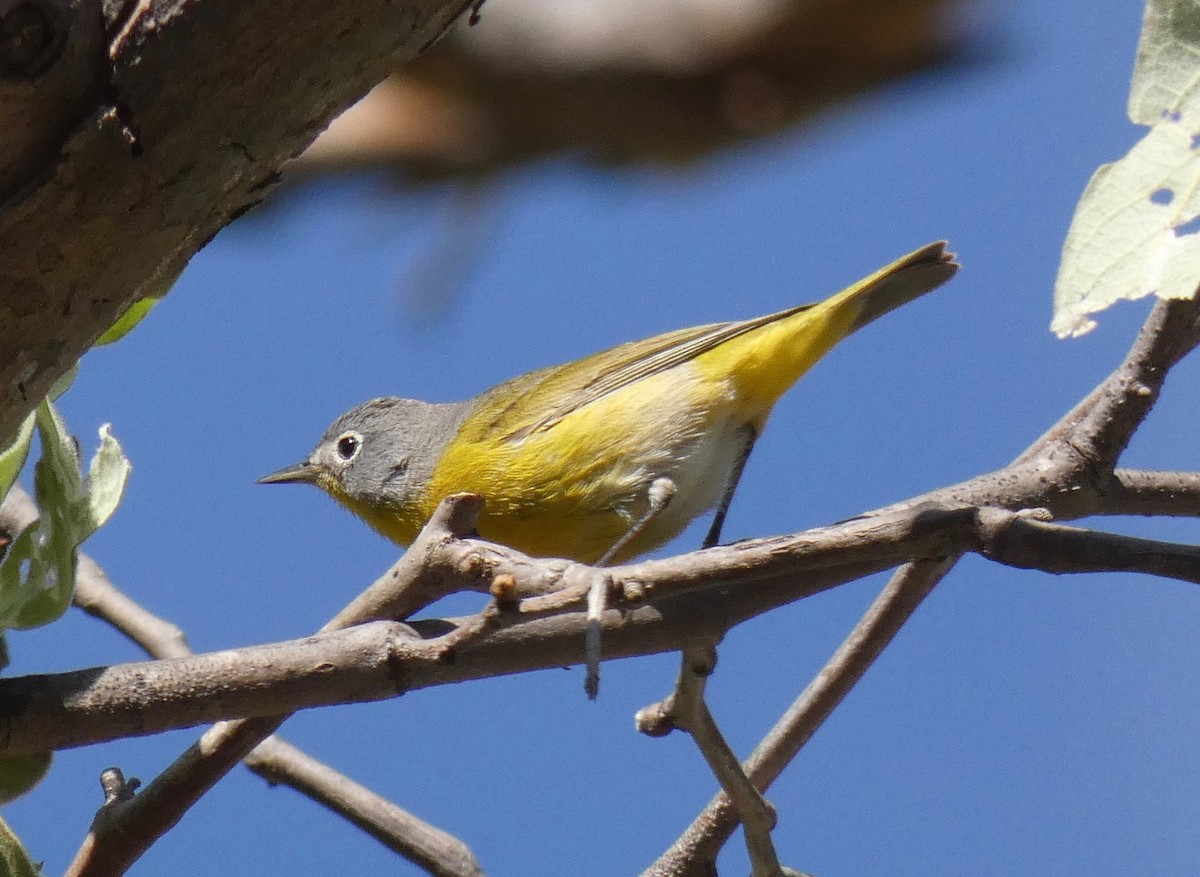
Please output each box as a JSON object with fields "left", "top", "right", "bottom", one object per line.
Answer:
{"left": 295, "top": 0, "right": 968, "bottom": 177}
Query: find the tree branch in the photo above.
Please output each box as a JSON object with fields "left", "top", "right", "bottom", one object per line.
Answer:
{"left": 245, "top": 737, "right": 484, "bottom": 877}
{"left": 643, "top": 557, "right": 956, "bottom": 877}
{"left": 1100, "top": 469, "right": 1200, "bottom": 518}
{"left": 976, "top": 507, "right": 1200, "bottom": 584}
{"left": 1016, "top": 296, "right": 1200, "bottom": 471}
{"left": 7, "top": 289, "right": 1197, "bottom": 874}
{"left": 5, "top": 505, "right": 1200, "bottom": 759}
{"left": 0, "top": 0, "right": 473, "bottom": 439}
{"left": 0, "top": 484, "right": 480, "bottom": 876}
{"left": 62, "top": 494, "right": 488, "bottom": 876}
{"left": 644, "top": 295, "right": 1200, "bottom": 871}
{"left": 637, "top": 646, "right": 796, "bottom": 877}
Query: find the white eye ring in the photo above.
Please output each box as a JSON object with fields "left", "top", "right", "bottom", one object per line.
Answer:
{"left": 335, "top": 431, "right": 362, "bottom": 462}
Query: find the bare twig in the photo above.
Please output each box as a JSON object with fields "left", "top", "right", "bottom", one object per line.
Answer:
{"left": 1016, "top": 297, "right": 1200, "bottom": 470}
{"left": 12, "top": 290, "right": 1199, "bottom": 877}
{"left": 975, "top": 507, "right": 1200, "bottom": 584}
{"left": 73, "top": 556, "right": 192, "bottom": 660}
{"left": 858, "top": 296, "right": 1200, "bottom": 525}
{"left": 64, "top": 494, "right": 488, "bottom": 877}
{"left": 246, "top": 738, "right": 484, "bottom": 877}
{"left": 638, "top": 647, "right": 792, "bottom": 877}
{"left": 1101, "top": 469, "right": 1200, "bottom": 518}
{"left": 646, "top": 296, "right": 1200, "bottom": 872}
{"left": 0, "top": 502, "right": 977, "bottom": 756}
{"left": 323, "top": 493, "right": 489, "bottom": 630}
{"left": 60, "top": 522, "right": 485, "bottom": 877}
{"left": 644, "top": 557, "right": 956, "bottom": 877}
{"left": 5, "top": 502, "right": 1200, "bottom": 756}
{"left": 97, "top": 768, "right": 139, "bottom": 808}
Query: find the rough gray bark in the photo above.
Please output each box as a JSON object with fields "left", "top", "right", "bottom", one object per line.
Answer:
{"left": 0, "top": 0, "right": 469, "bottom": 439}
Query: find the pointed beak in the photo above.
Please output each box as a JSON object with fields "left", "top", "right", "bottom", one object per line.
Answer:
{"left": 257, "top": 461, "right": 319, "bottom": 485}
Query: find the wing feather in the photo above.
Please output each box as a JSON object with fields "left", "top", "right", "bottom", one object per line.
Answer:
{"left": 460, "top": 303, "right": 815, "bottom": 443}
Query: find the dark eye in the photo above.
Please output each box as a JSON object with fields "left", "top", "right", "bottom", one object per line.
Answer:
{"left": 336, "top": 434, "right": 360, "bottom": 461}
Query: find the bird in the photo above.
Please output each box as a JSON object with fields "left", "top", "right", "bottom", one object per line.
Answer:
{"left": 260, "top": 241, "right": 957, "bottom": 567}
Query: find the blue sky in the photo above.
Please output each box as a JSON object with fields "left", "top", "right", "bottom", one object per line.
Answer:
{"left": 9, "top": 1, "right": 1200, "bottom": 874}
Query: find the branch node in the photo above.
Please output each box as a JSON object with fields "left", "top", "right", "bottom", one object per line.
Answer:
{"left": 687, "top": 644, "right": 718, "bottom": 678}
{"left": 435, "top": 492, "right": 485, "bottom": 540}
{"left": 98, "top": 766, "right": 139, "bottom": 807}
{"left": 434, "top": 602, "right": 503, "bottom": 661}
{"left": 634, "top": 699, "right": 679, "bottom": 738}
{"left": 488, "top": 572, "right": 518, "bottom": 608}
{"left": 621, "top": 579, "right": 646, "bottom": 603}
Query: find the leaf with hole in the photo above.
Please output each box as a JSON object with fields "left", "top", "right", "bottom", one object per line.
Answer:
{"left": 1053, "top": 0, "right": 1200, "bottom": 337}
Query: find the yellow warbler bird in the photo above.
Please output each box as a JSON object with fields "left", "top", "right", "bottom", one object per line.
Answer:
{"left": 261, "top": 242, "right": 957, "bottom": 565}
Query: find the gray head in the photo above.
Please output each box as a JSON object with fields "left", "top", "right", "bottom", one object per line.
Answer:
{"left": 258, "top": 397, "right": 470, "bottom": 510}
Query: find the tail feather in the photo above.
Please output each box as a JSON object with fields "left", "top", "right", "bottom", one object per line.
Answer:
{"left": 839, "top": 240, "right": 959, "bottom": 332}
{"left": 707, "top": 241, "right": 959, "bottom": 417}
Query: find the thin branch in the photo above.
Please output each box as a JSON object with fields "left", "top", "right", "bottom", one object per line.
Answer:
{"left": 864, "top": 297, "right": 1200, "bottom": 525}
{"left": 62, "top": 519, "right": 484, "bottom": 877}
{"left": 637, "top": 647, "right": 792, "bottom": 877}
{"left": 64, "top": 494, "right": 488, "bottom": 877}
{"left": 1016, "top": 296, "right": 1200, "bottom": 470}
{"left": 323, "top": 494, "right": 489, "bottom": 629}
{"left": 6, "top": 506, "right": 1200, "bottom": 757}
{"left": 4, "top": 485, "right": 478, "bottom": 875}
{"left": 646, "top": 295, "right": 1200, "bottom": 872}
{"left": 975, "top": 507, "right": 1200, "bottom": 585}
{"left": 0, "top": 502, "right": 971, "bottom": 758}
{"left": 1099, "top": 469, "right": 1200, "bottom": 518}
{"left": 72, "top": 715, "right": 290, "bottom": 876}
{"left": 73, "top": 555, "right": 192, "bottom": 660}
{"left": 644, "top": 557, "right": 956, "bottom": 877}
{"left": 31, "top": 292, "right": 1200, "bottom": 877}
{"left": 245, "top": 738, "right": 484, "bottom": 877}
{"left": 0, "top": 621, "right": 423, "bottom": 755}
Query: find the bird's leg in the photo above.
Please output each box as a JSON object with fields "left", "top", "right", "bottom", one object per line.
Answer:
{"left": 586, "top": 477, "right": 677, "bottom": 699}
{"left": 597, "top": 476, "right": 678, "bottom": 567}
{"left": 702, "top": 423, "right": 758, "bottom": 549}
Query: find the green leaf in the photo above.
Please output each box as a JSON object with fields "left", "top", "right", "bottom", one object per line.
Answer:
{"left": 96, "top": 296, "right": 160, "bottom": 346}
{"left": 1052, "top": 0, "right": 1200, "bottom": 338}
{"left": 1129, "top": 0, "right": 1200, "bottom": 124}
{"left": 0, "top": 403, "right": 131, "bottom": 631}
{"left": 0, "top": 526, "right": 37, "bottom": 627}
{"left": 0, "top": 752, "right": 52, "bottom": 804}
{"left": 85, "top": 425, "right": 131, "bottom": 531}
{"left": 0, "top": 413, "right": 34, "bottom": 502}
{"left": 14, "top": 408, "right": 82, "bottom": 627}
{"left": 33, "top": 398, "right": 82, "bottom": 503}
{"left": 1052, "top": 117, "right": 1200, "bottom": 337}
{"left": 0, "top": 814, "right": 41, "bottom": 877}
{"left": 0, "top": 369, "right": 80, "bottom": 507}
